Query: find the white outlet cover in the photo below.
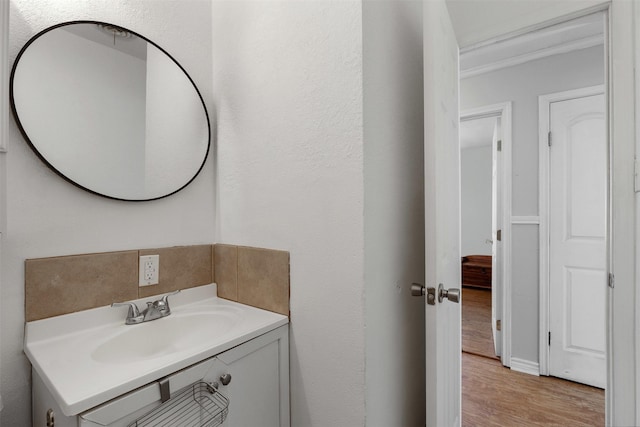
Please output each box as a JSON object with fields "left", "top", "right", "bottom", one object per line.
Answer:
{"left": 139, "top": 255, "right": 159, "bottom": 286}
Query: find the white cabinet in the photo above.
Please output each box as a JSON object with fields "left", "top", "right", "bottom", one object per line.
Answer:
{"left": 212, "top": 326, "right": 290, "bottom": 427}
{"left": 33, "top": 325, "right": 289, "bottom": 427}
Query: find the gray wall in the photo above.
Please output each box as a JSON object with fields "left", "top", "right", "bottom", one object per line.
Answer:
{"left": 461, "top": 145, "right": 492, "bottom": 257}
{"left": 363, "top": 1, "right": 425, "bottom": 425}
{"left": 461, "top": 45, "right": 604, "bottom": 363}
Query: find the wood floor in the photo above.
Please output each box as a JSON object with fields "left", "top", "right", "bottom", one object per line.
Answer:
{"left": 462, "top": 287, "right": 498, "bottom": 359}
{"left": 462, "top": 287, "right": 605, "bottom": 426}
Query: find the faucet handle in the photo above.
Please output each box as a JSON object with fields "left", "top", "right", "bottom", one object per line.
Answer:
{"left": 160, "top": 290, "right": 181, "bottom": 303}
{"left": 156, "top": 290, "right": 181, "bottom": 316}
{"left": 111, "top": 301, "right": 143, "bottom": 324}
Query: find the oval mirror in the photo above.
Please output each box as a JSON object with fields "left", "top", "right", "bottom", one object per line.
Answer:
{"left": 10, "top": 21, "right": 210, "bottom": 201}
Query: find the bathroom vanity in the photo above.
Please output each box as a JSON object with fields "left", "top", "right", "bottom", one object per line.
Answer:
{"left": 12, "top": 17, "right": 292, "bottom": 427}
{"left": 25, "top": 285, "right": 289, "bottom": 427}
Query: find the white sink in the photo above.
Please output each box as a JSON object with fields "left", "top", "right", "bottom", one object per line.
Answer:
{"left": 24, "top": 284, "right": 288, "bottom": 416}
{"left": 91, "top": 309, "right": 240, "bottom": 364}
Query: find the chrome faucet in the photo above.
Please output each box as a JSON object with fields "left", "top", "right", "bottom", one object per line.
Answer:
{"left": 112, "top": 290, "right": 181, "bottom": 325}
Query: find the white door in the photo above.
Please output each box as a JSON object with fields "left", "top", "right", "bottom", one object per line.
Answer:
{"left": 490, "top": 119, "right": 502, "bottom": 357}
{"left": 423, "top": 1, "right": 461, "bottom": 426}
{"left": 548, "top": 92, "right": 606, "bottom": 388}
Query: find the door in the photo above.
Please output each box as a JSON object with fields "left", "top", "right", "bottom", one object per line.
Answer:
{"left": 423, "top": 1, "right": 461, "bottom": 426}
{"left": 548, "top": 92, "right": 606, "bottom": 388}
{"left": 490, "top": 119, "right": 502, "bottom": 357}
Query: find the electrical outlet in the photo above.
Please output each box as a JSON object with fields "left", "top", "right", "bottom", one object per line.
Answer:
{"left": 139, "top": 255, "right": 159, "bottom": 286}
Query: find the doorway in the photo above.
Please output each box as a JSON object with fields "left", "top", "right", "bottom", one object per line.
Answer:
{"left": 459, "top": 103, "right": 511, "bottom": 366}
{"left": 460, "top": 115, "right": 498, "bottom": 361}
{"left": 458, "top": 9, "right": 607, "bottom": 425}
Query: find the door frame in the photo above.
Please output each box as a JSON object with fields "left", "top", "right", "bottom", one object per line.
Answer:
{"left": 0, "top": 1, "right": 6, "bottom": 415}
{"left": 457, "top": 2, "right": 637, "bottom": 425}
{"left": 0, "top": 0, "right": 7, "bottom": 153}
{"left": 635, "top": 3, "right": 640, "bottom": 426}
{"left": 538, "top": 84, "right": 606, "bottom": 378}
{"left": 460, "top": 101, "right": 512, "bottom": 368}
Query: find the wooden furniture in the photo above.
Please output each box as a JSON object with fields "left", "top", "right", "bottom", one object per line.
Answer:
{"left": 461, "top": 255, "right": 492, "bottom": 289}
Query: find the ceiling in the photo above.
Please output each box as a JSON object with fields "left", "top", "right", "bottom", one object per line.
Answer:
{"left": 445, "top": 0, "right": 607, "bottom": 48}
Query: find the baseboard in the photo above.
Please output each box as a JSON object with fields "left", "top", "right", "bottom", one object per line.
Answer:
{"left": 510, "top": 357, "right": 540, "bottom": 376}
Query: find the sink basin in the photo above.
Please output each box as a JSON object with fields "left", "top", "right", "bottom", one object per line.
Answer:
{"left": 24, "top": 284, "right": 289, "bottom": 416}
{"left": 91, "top": 310, "right": 240, "bottom": 364}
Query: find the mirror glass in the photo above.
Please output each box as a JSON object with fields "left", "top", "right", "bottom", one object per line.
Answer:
{"left": 10, "top": 21, "right": 210, "bottom": 201}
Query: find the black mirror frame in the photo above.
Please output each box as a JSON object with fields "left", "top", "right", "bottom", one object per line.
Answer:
{"left": 9, "top": 20, "right": 211, "bottom": 202}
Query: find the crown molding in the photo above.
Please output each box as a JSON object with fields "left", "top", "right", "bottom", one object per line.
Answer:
{"left": 461, "top": 34, "right": 604, "bottom": 80}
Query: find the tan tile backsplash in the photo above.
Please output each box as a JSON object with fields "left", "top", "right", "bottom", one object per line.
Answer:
{"left": 25, "top": 244, "right": 290, "bottom": 321}
{"left": 25, "top": 251, "right": 138, "bottom": 321}
{"left": 237, "top": 246, "right": 290, "bottom": 316}
{"left": 214, "top": 244, "right": 238, "bottom": 301}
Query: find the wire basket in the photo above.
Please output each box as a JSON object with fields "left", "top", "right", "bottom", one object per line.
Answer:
{"left": 128, "top": 381, "right": 229, "bottom": 427}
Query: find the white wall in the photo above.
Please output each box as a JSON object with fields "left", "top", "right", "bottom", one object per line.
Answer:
{"left": 4, "top": 1, "right": 214, "bottom": 425}
{"left": 363, "top": 1, "right": 425, "bottom": 425}
{"left": 212, "top": 2, "right": 366, "bottom": 425}
{"left": 460, "top": 145, "right": 492, "bottom": 256}
{"left": 461, "top": 45, "right": 604, "bottom": 363}
{"left": 213, "top": 1, "right": 429, "bottom": 425}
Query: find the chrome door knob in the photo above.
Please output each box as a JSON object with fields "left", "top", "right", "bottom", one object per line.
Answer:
{"left": 438, "top": 283, "right": 460, "bottom": 303}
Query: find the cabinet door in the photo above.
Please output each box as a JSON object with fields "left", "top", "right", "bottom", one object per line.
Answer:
{"left": 33, "top": 372, "right": 79, "bottom": 427}
{"left": 215, "top": 326, "right": 289, "bottom": 427}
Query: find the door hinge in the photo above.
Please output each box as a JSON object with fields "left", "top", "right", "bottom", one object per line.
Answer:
{"left": 46, "top": 409, "right": 55, "bottom": 427}
{"left": 548, "top": 332, "right": 551, "bottom": 346}
{"left": 496, "top": 229, "right": 502, "bottom": 242}
{"left": 608, "top": 273, "right": 615, "bottom": 289}
{"left": 496, "top": 319, "right": 501, "bottom": 331}
{"left": 548, "top": 131, "right": 552, "bottom": 147}
{"left": 497, "top": 139, "right": 502, "bottom": 152}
